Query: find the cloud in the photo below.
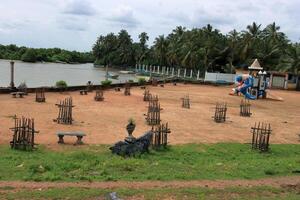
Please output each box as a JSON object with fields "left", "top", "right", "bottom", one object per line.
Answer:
{"left": 57, "top": 16, "right": 89, "bottom": 31}
{"left": 63, "top": 0, "right": 96, "bottom": 16}
{"left": 1, "top": 0, "right": 300, "bottom": 51}
{"left": 106, "top": 5, "right": 140, "bottom": 28}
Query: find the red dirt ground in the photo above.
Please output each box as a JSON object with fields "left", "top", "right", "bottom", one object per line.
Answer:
{"left": 0, "top": 84, "right": 299, "bottom": 146}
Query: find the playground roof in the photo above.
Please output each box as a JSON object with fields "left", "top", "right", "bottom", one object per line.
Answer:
{"left": 249, "top": 59, "right": 263, "bottom": 70}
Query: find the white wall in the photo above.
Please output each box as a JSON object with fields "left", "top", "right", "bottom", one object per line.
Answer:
{"left": 204, "top": 72, "right": 236, "bottom": 83}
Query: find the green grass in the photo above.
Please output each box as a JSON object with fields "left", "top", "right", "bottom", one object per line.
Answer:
{"left": 0, "top": 143, "right": 299, "bottom": 182}
{"left": 1, "top": 186, "right": 299, "bottom": 200}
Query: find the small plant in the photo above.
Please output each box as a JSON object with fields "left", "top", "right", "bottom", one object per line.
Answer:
{"left": 101, "top": 80, "right": 112, "bottom": 87}
{"left": 17, "top": 81, "right": 27, "bottom": 90}
{"left": 128, "top": 79, "right": 134, "bottom": 83}
{"left": 55, "top": 80, "right": 68, "bottom": 88}
{"left": 264, "top": 169, "right": 278, "bottom": 175}
{"left": 138, "top": 77, "right": 146, "bottom": 85}
{"left": 128, "top": 117, "right": 135, "bottom": 125}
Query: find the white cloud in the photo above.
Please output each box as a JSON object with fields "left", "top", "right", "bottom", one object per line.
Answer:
{"left": 106, "top": 5, "right": 140, "bottom": 28}
{"left": 0, "top": 0, "right": 299, "bottom": 51}
{"left": 62, "top": 0, "right": 96, "bottom": 16}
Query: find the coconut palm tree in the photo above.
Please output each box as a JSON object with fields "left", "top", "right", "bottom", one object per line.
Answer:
{"left": 280, "top": 44, "right": 300, "bottom": 74}
{"left": 153, "top": 35, "right": 168, "bottom": 66}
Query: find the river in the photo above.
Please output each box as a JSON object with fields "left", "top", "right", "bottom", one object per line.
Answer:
{"left": 0, "top": 59, "right": 136, "bottom": 87}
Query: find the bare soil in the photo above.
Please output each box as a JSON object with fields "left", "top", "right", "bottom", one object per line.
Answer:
{"left": 0, "top": 84, "right": 299, "bottom": 146}
{"left": 0, "top": 176, "right": 299, "bottom": 190}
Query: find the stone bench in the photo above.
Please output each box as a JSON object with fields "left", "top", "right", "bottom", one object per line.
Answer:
{"left": 11, "top": 92, "right": 25, "bottom": 98}
{"left": 79, "top": 90, "right": 88, "bottom": 95}
{"left": 57, "top": 132, "right": 86, "bottom": 145}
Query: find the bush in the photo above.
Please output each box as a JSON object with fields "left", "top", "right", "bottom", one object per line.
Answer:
{"left": 21, "top": 48, "right": 37, "bottom": 62}
{"left": 55, "top": 80, "right": 68, "bottom": 88}
{"left": 101, "top": 80, "right": 112, "bottom": 87}
{"left": 17, "top": 82, "right": 27, "bottom": 90}
{"left": 138, "top": 78, "right": 146, "bottom": 85}
{"left": 128, "top": 79, "right": 134, "bottom": 83}
{"left": 264, "top": 169, "right": 278, "bottom": 175}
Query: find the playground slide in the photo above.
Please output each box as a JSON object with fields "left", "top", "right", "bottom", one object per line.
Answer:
{"left": 237, "top": 76, "right": 256, "bottom": 100}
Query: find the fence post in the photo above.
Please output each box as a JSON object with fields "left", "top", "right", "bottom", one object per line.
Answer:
{"left": 177, "top": 69, "right": 180, "bottom": 77}
{"left": 197, "top": 70, "right": 200, "bottom": 80}
{"left": 190, "top": 69, "right": 193, "bottom": 79}
{"left": 184, "top": 69, "right": 187, "bottom": 78}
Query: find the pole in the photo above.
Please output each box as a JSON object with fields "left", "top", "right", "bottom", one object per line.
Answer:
{"left": 10, "top": 61, "right": 15, "bottom": 88}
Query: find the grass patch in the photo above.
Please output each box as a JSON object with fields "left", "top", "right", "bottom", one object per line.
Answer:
{"left": 0, "top": 143, "right": 299, "bottom": 182}
{"left": 1, "top": 186, "right": 299, "bottom": 200}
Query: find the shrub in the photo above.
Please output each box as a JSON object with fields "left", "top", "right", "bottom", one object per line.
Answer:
{"left": 21, "top": 48, "right": 37, "bottom": 62}
{"left": 138, "top": 77, "right": 146, "bottom": 85}
{"left": 101, "top": 80, "right": 112, "bottom": 87}
{"left": 55, "top": 80, "right": 68, "bottom": 88}
{"left": 128, "top": 79, "right": 134, "bottom": 83}
{"left": 264, "top": 169, "right": 278, "bottom": 175}
{"left": 17, "top": 81, "right": 27, "bottom": 90}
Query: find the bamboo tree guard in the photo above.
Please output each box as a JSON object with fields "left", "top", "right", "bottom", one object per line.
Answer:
{"left": 35, "top": 88, "right": 46, "bottom": 102}
{"left": 151, "top": 123, "right": 171, "bottom": 149}
{"left": 213, "top": 102, "right": 227, "bottom": 123}
{"left": 94, "top": 89, "right": 104, "bottom": 101}
{"left": 181, "top": 95, "right": 190, "bottom": 109}
{"left": 240, "top": 99, "right": 251, "bottom": 117}
{"left": 55, "top": 97, "right": 74, "bottom": 124}
{"left": 251, "top": 122, "right": 272, "bottom": 152}
{"left": 10, "top": 116, "right": 38, "bottom": 150}
{"left": 124, "top": 83, "right": 131, "bottom": 96}
{"left": 143, "top": 89, "right": 151, "bottom": 101}
{"left": 149, "top": 94, "right": 159, "bottom": 103}
{"left": 145, "top": 96, "right": 161, "bottom": 125}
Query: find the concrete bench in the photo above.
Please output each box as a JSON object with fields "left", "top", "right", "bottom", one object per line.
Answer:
{"left": 57, "top": 132, "right": 86, "bottom": 145}
{"left": 11, "top": 92, "right": 25, "bottom": 98}
{"left": 79, "top": 90, "right": 88, "bottom": 95}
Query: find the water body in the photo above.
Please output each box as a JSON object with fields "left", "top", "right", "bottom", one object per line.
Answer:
{"left": 0, "top": 59, "right": 136, "bottom": 87}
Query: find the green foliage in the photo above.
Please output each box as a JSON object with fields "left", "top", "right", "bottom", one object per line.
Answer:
{"left": 55, "top": 80, "right": 68, "bottom": 88}
{"left": 21, "top": 48, "right": 37, "bottom": 62}
{"left": 101, "top": 79, "right": 112, "bottom": 86}
{"left": 92, "top": 23, "right": 299, "bottom": 74}
{"left": 0, "top": 144, "right": 299, "bottom": 182}
{"left": 0, "top": 45, "right": 95, "bottom": 63}
{"left": 138, "top": 77, "right": 146, "bottom": 85}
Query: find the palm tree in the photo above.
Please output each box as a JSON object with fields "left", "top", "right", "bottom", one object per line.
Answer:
{"left": 153, "top": 35, "right": 168, "bottom": 66}
{"left": 227, "top": 29, "right": 240, "bottom": 72}
{"left": 240, "top": 22, "right": 262, "bottom": 62}
{"left": 281, "top": 44, "right": 300, "bottom": 74}
{"left": 263, "top": 22, "right": 286, "bottom": 43}
{"left": 138, "top": 32, "right": 149, "bottom": 63}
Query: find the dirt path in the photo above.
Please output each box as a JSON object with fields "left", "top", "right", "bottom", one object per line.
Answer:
{"left": 1, "top": 176, "right": 299, "bottom": 190}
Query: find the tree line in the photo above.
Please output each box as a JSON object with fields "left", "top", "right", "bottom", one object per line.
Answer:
{"left": 0, "top": 44, "right": 94, "bottom": 64}
{"left": 92, "top": 22, "right": 300, "bottom": 75}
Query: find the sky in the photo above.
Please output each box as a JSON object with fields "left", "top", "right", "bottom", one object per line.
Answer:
{"left": 0, "top": 0, "right": 299, "bottom": 52}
